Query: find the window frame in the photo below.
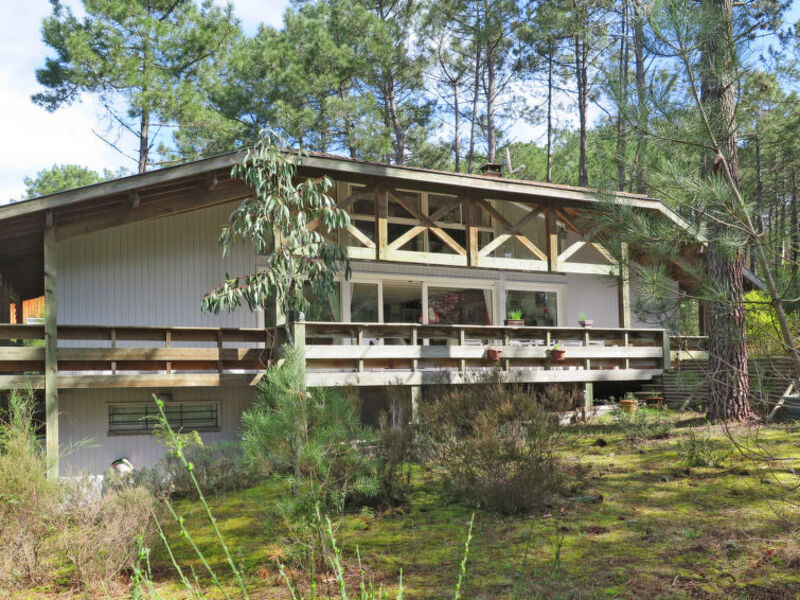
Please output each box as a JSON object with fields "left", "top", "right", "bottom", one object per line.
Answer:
{"left": 106, "top": 400, "right": 221, "bottom": 436}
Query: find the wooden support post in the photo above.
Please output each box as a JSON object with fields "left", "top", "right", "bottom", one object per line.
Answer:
{"left": 503, "top": 329, "right": 510, "bottom": 371}
{"left": 698, "top": 301, "right": 710, "bottom": 336}
{"left": 357, "top": 326, "right": 365, "bottom": 372}
{"left": 292, "top": 321, "right": 306, "bottom": 355}
{"left": 546, "top": 207, "right": 559, "bottom": 272}
{"left": 465, "top": 199, "right": 479, "bottom": 267}
{"left": 661, "top": 330, "right": 671, "bottom": 371}
{"left": 623, "top": 332, "right": 630, "bottom": 370}
{"left": 216, "top": 330, "right": 223, "bottom": 375}
{"left": 111, "top": 328, "right": 117, "bottom": 375}
{"left": 44, "top": 212, "right": 59, "bottom": 479}
{"left": 376, "top": 187, "right": 388, "bottom": 261}
{"left": 164, "top": 330, "right": 171, "bottom": 375}
{"left": 459, "top": 328, "right": 466, "bottom": 372}
{"left": 410, "top": 386, "right": 421, "bottom": 424}
{"left": 584, "top": 383, "right": 594, "bottom": 408}
{"left": 584, "top": 330, "right": 591, "bottom": 371}
{"left": 411, "top": 327, "right": 418, "bottom": 372}
{"left": 618, "top": 242, "right": 631, "bottom": 328}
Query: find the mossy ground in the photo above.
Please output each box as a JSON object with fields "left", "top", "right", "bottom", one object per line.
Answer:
{"left": 15, "top": 410, "right": 800, "bottom": 599}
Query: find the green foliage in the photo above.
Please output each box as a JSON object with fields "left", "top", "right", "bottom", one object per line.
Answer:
{"left": 612, "top": 406, "right": 674, "bottom": 444}
{"left": 744, "top": 290, "right": 800, "bottom": 356}
{"left": 420, "top": 381, "right": 568, "bottom": 514}
{"left": 507, "top": 308, "right": 523, "bottom": 320}
{"left": 202, "top": 132, "right": 350, "bottom": 322}
{"left": 34, "top": 0, "right": 239, "bottom": 171}
{"left": 241, "top": 347, "right": 378, "bottom": 517}
{"left": 678, "top": 425, "right": 728, "bottom": 468}
{"left": 20, "top": 163, "right": 126, "bottom": 200}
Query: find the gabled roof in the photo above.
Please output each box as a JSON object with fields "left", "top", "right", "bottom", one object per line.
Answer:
{"left": 0, "top": 150, "right": 700, "bottom": 299}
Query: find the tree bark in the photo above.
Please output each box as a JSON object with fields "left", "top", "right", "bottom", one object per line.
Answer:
{"left": 632, "top": 0, "right": 647, "bottom": 194}
{"left": 454, "top": 81, "right": 461, "bottom": 172}
{"left": 616, "top": 0, "right": 629, "bottom": 192}
{"left": 138, "top": 108, "right": 149, "bottom": 174}
{"left": 486, "top": 40, "right": 497, "bottom": 164}
{"left": 467, "top": 42, "right": 482, "bottom": 173}
{"left": 701, "top": 0, "right": 751, "bottom": 421}
{"left": 575, "top": 35, "right": 589, "bottom": 187}
{"left": 546, "top": 50, "right": 554, "bottom": 183}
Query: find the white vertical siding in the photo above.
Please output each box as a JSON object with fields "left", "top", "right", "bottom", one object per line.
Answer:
{"left": 564, "top": 273, "right": 621, "bottom": 327}
{"left": 57, "top": 202, "right": 257, "bottom": 328}
{"left": 58, "top": 387, "right": 257, "bottom": 476}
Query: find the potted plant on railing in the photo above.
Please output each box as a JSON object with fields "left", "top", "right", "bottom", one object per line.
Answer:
{"left": 578, "top": 312, "right": 593, "bottom": 328}
{"left": 505, "top": 309, "right": 525, "bottom": 326}
{"left": 548, "top": 344, "right": 566, "bottom": 361}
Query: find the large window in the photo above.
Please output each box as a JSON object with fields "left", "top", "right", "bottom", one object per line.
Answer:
{"left": 351, "top": 282, "right": 380, "bottom": 322}
{"left": 108, "top": 401, "right": 219, "bottom": 434}
{"left": 428, "top": 287, "right": 493, "bottom": 325}
{"left": 505, "top": 289, "right": 558, "bottom": 326}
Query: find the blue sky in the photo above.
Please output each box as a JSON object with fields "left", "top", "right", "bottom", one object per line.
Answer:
{"left": 0, "top": 0, "right": 798, "bottom": 203}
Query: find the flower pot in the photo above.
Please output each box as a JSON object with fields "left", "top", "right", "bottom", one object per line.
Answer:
{"left": 550, "top": 348, "right": 566, "bottom": 361}
{"left": 619, "top": 398, "right": 638, "bottom": 412}
{"left": 505, "top": 319, "right": 525, "bottom": 326}
{"left": 579, "top": 320, "right": 593, "bottom": 328}
{"left": 486, "top": 348, "right": 503, "bottom": 361}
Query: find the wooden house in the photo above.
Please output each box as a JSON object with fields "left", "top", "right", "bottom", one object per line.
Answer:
{"left": 0, "top": 152, "right": 711, "bottom": 476}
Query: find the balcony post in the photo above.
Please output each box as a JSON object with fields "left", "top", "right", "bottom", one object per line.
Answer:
{"left": 44, "top": 211, "right": 59, "bottom": 479}
{"left": 410, "top": 385, "right": 421, "bottom": 424}
{"left": 546, "top": 207, "right": 558, "bottom": 272}
{"left": 618, "top": 242, "right": 631, "bottom": 328}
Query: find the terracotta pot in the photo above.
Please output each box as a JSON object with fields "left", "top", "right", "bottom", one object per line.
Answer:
{"left": 579, "top": 320, "right": 593, "bottom": 328}
{"left": 550, "top": 348, "right": 566, "bottom": 361}
{"left": 486, "top": 348, "right": 503, "bottom": 361}
{"left": 505, "top": 319, "right": 525, "bottom": 326}
{"left": 619, "top": 399, "right": 638, "bottom": 412}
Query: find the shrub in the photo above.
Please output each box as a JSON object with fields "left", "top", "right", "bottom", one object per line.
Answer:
{"left": 369, "top": 389, "right": 415, "bottom": 507}
{"left": 613, "top": 406, "right": 673, "bottom": 444}
{"left": 0, "top": 389, "right": 63, "bottom": 589}
{"left": 420, "top": 380, "right": 567, "bottom": 514}
{"left": 59, "top": 479, "right": 156, "bottom": 591}
{"left": 678, "top": 426, "right": 727, "bottom": 468}
{"left": 241, "top": 347, "right": 378, "bottom": 517}
{"left": 161, "top": 441, "right": 256, "bottom": 498}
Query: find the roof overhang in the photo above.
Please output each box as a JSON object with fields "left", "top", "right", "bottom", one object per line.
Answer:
{"left": 0, "top": 150, "right": 745, "bottom": 299}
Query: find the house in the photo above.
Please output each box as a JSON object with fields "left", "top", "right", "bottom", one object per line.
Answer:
{"left": 0, "top": 151, "right": 701, "bottom": 477}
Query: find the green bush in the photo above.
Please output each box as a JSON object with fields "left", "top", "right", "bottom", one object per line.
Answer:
{"left": 613, "top": 406, "right": 673, "bottom": 444}
{"left": 420, "top": 380, "right": 567, "bottom": 514}
{"left": 678, "top": 426, "right": 727, "bottom": 468}
{"left": 241, "top": 347, "right": 378, "bottom": 517}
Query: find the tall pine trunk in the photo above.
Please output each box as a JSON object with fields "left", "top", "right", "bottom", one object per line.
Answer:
{"left": 138, "top": 109, "right": 149, "bottom": 174}
{"left": 616, "top": 0, "right": 629, "bottom": 192}
{"left": 632, "top": 0, "right": 647, "bottom": 193}
{"left": 454, "top": 82, "right": 461, "bottom": 172}
{"left": 701, "top": 0, "right": 751, "bottom": 421}
{"left": 546, "top": 50, "right": 554, "bottom": 183}
{"left": 486, "top": 41, "right": 497, "bottom": 164}
{"left": 467, "top": 43, "right": 482, "bottom": 173}
{"left": 575, "top": 36, "right": 589, "bottom": 187}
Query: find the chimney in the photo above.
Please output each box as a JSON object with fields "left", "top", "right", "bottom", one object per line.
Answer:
{"left": 478, "top": 162, "right": 503, "bottom": 177}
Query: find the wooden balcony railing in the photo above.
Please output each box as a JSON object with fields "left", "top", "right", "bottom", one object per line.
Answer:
{"left": 670, "top": 335, "right": 709, "bottom": 363}
{"left": 295, "top": 321, "right": 671, "bottom": 387}
{"left": 0, "top": 324, "right": 271, "bottom": 389}
{"left": 0, "top": 322, "right": 680, "bottom": 390}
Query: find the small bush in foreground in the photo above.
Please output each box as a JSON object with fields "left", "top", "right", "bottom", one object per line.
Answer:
{"left": 679, "top": 425, "right": 727, "bottom": 468}
{"left": 420, "top": 380, "right": 567, "bottom": 514}
{"left": 613, "top": 406, "right": 673, "bottom": 444}
{"left": 60, "top": 479, "right": 156, "bottom": 591}
{"left": 0, "top": 389, "right": 62, "bottom": 589}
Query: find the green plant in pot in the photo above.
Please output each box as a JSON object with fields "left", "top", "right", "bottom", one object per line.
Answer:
{"left": 578, "top": 311, "right": 593, "bottom": 328}
{"left": 505, "top": 308, "right": 524, "bottom": 326}
{"left": 549, "top": 343, "right": 566, "bottom": 360}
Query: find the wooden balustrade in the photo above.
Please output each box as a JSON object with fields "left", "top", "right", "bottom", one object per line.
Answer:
{"left": 0, "top": 324, "right": 272, "bottom": 389}
{"left": 297, "top": 321, "right": 670, "bottom": 387}
{"left": 670, "top": 335, "right": 710, "bottom": 363}
{"left": 0, "top": 322, "right": 675, "bottom": 389}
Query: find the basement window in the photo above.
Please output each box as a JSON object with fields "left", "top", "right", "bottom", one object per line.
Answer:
{"left": 107, "top": 401, "right": 219, "bottom": 435}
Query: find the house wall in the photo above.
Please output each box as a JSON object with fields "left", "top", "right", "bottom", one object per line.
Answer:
{"left": 56, "top": 201, "right": 257, "bottom": 329}
{"left": 58, "top": 386, "right": 256, "bottom": 476}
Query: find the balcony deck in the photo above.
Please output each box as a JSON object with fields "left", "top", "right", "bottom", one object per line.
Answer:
{"left": 0, "top": 322, "right": 687, "bottom": 390}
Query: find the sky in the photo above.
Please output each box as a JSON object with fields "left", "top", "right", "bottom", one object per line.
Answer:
{"left": 0, "top": 0, "right": 798, "bottom": 203}
{"left": 0, "top": 0, "right": 289, "bottom": 203}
